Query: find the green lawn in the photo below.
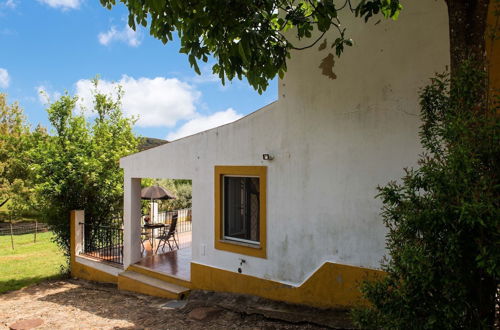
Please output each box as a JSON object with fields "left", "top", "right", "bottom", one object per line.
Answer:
{"left": 0, "top": 231, "right": 66, "bottom": 293}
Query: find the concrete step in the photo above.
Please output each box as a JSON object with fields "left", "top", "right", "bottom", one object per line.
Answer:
{"left": 128, "top": 264, "right": 192, "bottom": 289}
{"left": 118, "top": 270, "right": 190, "bottom": 300}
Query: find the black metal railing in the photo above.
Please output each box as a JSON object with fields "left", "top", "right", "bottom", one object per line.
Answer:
{"left": 142, "top": 208, "right": 192, "bottom": 233}
{"left": 159, "top": 208, "right": 192, "bottom": 233}
{"left": 80, "top": 222, "right": 123, "bottom": 265}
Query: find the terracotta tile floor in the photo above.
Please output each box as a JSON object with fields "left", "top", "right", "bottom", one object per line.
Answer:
{"left": 136, "top": 231, "right": 192, "bottom": 281}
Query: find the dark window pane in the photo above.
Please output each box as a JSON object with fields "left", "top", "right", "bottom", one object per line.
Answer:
{"left": 223, "top": 176, "right": 260, "bottom": 243}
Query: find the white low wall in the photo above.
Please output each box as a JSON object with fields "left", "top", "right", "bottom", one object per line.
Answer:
{"left": 71, "top": 210, "right": 123, "bottom": 278}
{"left": 75, "top": 256, "right": 122, "bottom": 277}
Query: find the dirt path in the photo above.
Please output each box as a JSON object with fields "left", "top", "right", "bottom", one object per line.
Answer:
{"left": 0, "top": 280, "right": 325, "bottom": 329}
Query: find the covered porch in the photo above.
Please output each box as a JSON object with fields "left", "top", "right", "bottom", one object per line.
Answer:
{"left": 135, "top": 211, "right": 192, "bottom": 282}
{"left": 122, "top": 177, "right": 193, "bottom": 285}
{"left": 78, "top": 208, "right": 192, "bottom": 281}
{"left": 135, "top": 244, "right": 192, "bottom": 282}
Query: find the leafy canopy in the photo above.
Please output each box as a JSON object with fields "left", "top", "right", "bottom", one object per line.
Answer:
{"left": 0, "top": 94, "right": 38, "bottom": 217}
{"left": 352, "top": 62, "right": 500, "bottom": 329}
{"left": 141, "top": 178, "right": 192, "bottom": 213}
{"left": 29, "top": 81, "right": 139, "bottom": 256}
{"left": 100, "top": 0, "right": 401, "bottom": 93}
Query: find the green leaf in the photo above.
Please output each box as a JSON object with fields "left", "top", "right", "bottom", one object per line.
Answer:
{"left": 238, "top": 42, "right": 249, "bottom": 65}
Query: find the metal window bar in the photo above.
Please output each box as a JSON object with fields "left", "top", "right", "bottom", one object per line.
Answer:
{"left": 80, "top": 222, "right": 123, "bottom": 265}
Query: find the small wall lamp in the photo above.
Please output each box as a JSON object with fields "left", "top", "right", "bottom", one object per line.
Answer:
{"left": 262, "top": 153, "right": 274, "bottom": 161}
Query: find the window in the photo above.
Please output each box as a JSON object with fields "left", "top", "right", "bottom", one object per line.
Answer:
{"left": 223, "top": 176, "right": 260, "bottom": 244}
{"left": 214, "top": 166, "right": 266, "bottom": 258}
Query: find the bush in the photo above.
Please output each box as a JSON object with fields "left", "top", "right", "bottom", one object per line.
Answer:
{"left": 30, "top": 81, "right": 139, "bottom": 258}
{"left": 140, "top": 178, "right": 192, "bottom": 214}
{"left": 352, "top": 63, "right": 499, "bottom": 329}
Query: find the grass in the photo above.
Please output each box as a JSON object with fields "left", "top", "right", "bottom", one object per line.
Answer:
{"left": 0, "top": 231, "right": 66, "bottom": 293}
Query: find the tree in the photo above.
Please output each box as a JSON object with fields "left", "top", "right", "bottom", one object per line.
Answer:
{"left": 140, "top": 178, "right": 192, "bottom": 213}
{"left": 0, "top": 94, "right": 34, "bottom": 218}
{"left": 30, "top": 81, "right": 139, "bottom": 257}
{"left": 99, "top": 0, "right": 497, "bottom": 327}
{"left": 99, "top": 0, "right": 494, "bottom": 92}
{"left": 352, "top": 63, "right": 499, "bottom": 328}
{"left": 99, "top": 0, "right": 402, "bottom": 92}
{"left": 445, "top": 0, "right": 491, "bottom": 75}
{"left": 156, "top": 179, "right": 192, "bottom": 211}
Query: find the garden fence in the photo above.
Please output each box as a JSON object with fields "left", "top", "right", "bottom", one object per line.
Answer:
{"left": 0, "top": 222, "right": 49, "bottom": 249}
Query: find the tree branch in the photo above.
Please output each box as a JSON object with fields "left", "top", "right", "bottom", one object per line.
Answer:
{"left": 289, "top": 30, "right": 326, "bottom": 50}
{"left": 0, "top": 198, "right": 9, "bottom": 208}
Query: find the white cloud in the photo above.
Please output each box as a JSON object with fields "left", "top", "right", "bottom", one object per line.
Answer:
{"left": 36, "top": 85, "right": 61, "bottom": 104}
{"left": 37, "top": 0, "right": 82, "bottom": 10}
{"left": 38, "top": 75, "right": 241, "bottom": 139}
{"left": 98, "top": 25, "right": 141, "bottom": 47}
{"left": 76, "top": 76, "right": 200, "bottom": 127}
{"left": 167, "top": 108, "right": 242, "bottom": 141}
{"left": 0, "top": 68, "right": 10, "bottom": 88}
{"left": 4, "top": 0, "right": 16, "bottom": 9}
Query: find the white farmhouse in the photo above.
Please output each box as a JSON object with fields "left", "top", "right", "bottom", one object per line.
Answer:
{"left": 70, "top": 0, "right": 463, "bottom": 308}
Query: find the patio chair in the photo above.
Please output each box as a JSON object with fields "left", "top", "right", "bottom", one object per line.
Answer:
{"left": 140, "top": 229, "right": 151, "bottom": 253}
{"left": 155, "top": 212, "right": 179, "bottom": 254}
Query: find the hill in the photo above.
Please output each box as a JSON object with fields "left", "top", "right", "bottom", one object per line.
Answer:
{"left": 138, "top": 137, "right": 168, "bottom": 151}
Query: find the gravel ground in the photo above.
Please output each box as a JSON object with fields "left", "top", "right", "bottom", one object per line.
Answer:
{"left": 0, "top": 279, "right": 326, "bottom": 329}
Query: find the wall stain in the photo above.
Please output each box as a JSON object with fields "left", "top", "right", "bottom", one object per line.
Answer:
{"left": 318, "top": 53, "right": 337, "bottom": 80}
{"left": 318, "top": 38, "right": 327, "bottom": 51}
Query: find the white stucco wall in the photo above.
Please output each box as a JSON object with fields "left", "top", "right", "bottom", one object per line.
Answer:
{"left": 121, "top": 0, "right": 449, "bottom": 285}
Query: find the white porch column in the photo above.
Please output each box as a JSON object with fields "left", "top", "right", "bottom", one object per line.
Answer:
{"left": 123, "top": 176, "right": 142, "bottom": 268}
{"left": 70, "top": 210, "right": 85, "bottom": 267}
{"left": 73, "top": 210, "right": 84, "bottom": 256}
{"left": 150, "top": 201, "right": 158, "bottom": 223}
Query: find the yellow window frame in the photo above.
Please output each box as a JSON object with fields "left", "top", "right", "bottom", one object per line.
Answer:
{"left": 214, "top": 165, "right": 267, "bottom": 259}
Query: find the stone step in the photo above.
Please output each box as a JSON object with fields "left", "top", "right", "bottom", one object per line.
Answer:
{"left": 118, "top": 270, "right": 190, "bottom": 300}
{"left": 128, "top": 264, "right": 192, "bottom": 289}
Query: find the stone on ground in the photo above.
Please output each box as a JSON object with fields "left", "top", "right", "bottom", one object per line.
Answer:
{"left": 9, "top": 319, "right": 43, "bottom": 330}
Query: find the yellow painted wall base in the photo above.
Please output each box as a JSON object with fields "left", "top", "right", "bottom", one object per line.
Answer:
{"left": 71, "top": 261, "right": 118, "bottom": 284}
{"left": 117, "top": 273, "right": 185, "bottom": 299}
{"left": 191, "top": 262, "right": 384, "bottom": 309}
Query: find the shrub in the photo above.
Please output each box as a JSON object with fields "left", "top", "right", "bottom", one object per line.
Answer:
{"left": 30, "top": 82, "right": 139, "bottom": 258}
{"left": 352, "top": 63, "right": 499, "bottom": 329}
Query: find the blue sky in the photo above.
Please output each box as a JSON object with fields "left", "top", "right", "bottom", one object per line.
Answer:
{"left": 0, "top": 0, "right": 277, "bottom": 140}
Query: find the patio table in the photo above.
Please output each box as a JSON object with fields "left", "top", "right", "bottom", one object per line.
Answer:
{"left": 143, "top": 223, "right": 168, "bottom": 253}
